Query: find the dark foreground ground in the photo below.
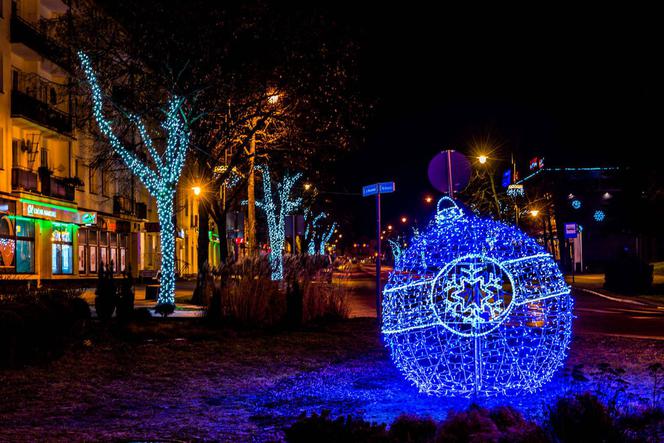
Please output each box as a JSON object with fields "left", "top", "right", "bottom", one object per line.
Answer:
{"left": 0, "top": 315, "right": 663, "bottom": 442}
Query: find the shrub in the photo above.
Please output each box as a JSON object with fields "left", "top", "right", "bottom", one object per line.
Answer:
{"left": 617, "top": 407, "right": 664, "bottom": 442}
{"left": 388, "top": 414, "right": 436, "bottom": 443}
{"left": 548, "top": 393, "right": 620, "bottom": 443}
{"left": 604, "top": 253, "right": 653, "bottom": 294}
{"left": 0, "top": 289, "right": 91, "bottom": 367}
{"left": 284, "top": 410, "right": 387, "bottom": 443}
{"left": 436, "top": 405, "right": 548, "bottom": 443}
{"left": 95, "top": 262, "right": 116, "bottom": 320}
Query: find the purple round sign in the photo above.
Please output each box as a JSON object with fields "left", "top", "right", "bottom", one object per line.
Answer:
{"left": 428, "top": 150, "right": 471, "bottom": 194}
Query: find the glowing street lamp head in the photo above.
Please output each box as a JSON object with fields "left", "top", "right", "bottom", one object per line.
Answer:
{"left": 425, "top": 196, "right": 433, "bottom": 204}
{"left": 478, "top": 155, "right": 488, "bottom": 164}
{"left": 530, "top": 209, "right": 540, "bottom": 217}
{"left": 401, "top": 216, "right": 408, "bottom": 224}
{"left": 387, "top": 225, "right": 393, "bottom": 231}
{"left": 267, "top": 92, "right": 280, "bottom": 105}
{"left": 192, "top": 186, "right": 202, "bottom": 197}
{"left": 304, "top": 183, "right": 312, "bottom": 191}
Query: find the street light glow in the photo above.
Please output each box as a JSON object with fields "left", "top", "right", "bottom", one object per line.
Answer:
{"left": 478, "top": 155, "right": 488, "bottom": 164}
{"left": 304, "top": 183, "right": 312, "bottom": 191}
{"left": 425, "top": 196, "right": 433, "bottom": 204}
{"left": 401, "top": 216, "right": 408, "bottom": 223}
{"left": 267, "top": 92, "right": 280, "bottom": 104}
{"left": 387, "top": 225, "right": 393, "bottom": 231}
{"left": 192, "top": 186, "right": 202, "bottom": 196}
{"left": 530, "top": 209, "right": 539, "bottom": 217}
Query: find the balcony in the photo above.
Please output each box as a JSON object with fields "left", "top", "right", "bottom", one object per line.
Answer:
{"left": 41, "top": 175, "right": 76, "bottom": 201}
{"left": 11, "top": 167, "right": 38, "bottom": 193}
{"left": 113, "top": 196, "right": 147, "bottom": 219}
{"left": 10, "top": 4, "right": 67, "bottom": 68}
{"left": 11, "top": 69, "right": 72, "bottom": 137}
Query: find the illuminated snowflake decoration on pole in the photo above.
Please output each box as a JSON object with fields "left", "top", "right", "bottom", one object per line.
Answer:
{"left": 254, "top": 165, "right": 302, "bottom": 280}
{"left": 79, "top": 52, "right": 189, "bottom": 308}
{"left": 382, "top": 197, "right": 573, "bottom": 397}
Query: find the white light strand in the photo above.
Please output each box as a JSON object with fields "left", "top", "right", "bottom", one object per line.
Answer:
{"left": 318, "top": 222, "right": 337, "bottom": 255}
{"left": 255, "top": 165, "right": 302, "bottom": 280}
{"left": 78, "top": 52, "right": 189, "bottom": 307}
{"left": 304, "top": 209, "right": 326, "bottom": 255}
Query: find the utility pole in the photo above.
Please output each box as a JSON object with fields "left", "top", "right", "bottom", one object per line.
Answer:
{"left": 246, "top": 134, "right": 256, "bottom": 256}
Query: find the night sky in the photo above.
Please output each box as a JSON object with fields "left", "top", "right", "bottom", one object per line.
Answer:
{"left": 334, "top": 5, "right": 661, "bottom": 238}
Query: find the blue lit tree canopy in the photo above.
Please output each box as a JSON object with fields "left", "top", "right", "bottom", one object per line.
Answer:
{"left": 79, "top": 52, "right": 189, "bottom": 308}
{"left": 382, "top": 197, "right": 573, "bottom": 396}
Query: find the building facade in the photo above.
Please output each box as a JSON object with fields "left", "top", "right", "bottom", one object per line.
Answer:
{"left": 1, "top": 0, "right": 216, "bottom": 283}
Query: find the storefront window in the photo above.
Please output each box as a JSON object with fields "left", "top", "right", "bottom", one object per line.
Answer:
{"left": 0, "top": 216, "right": 16, "bottom": 270}
{"left": 52, "top": 223, "right": 74, "bottom": 275}
{"left": 15, "top": 218, "right": 35, "bottom": 273}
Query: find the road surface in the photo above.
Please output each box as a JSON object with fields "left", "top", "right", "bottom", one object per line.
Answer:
{"left": 344, "top": 265, "right": 664, "bottom": 340}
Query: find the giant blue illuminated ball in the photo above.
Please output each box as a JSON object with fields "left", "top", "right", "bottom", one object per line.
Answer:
{"left": 382, "top": 197, "right": 573, "bottom": 396}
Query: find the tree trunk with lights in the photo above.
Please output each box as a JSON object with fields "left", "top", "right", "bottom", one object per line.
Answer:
{"left": 79, "top": 52, "right": 189, "bottom": 309}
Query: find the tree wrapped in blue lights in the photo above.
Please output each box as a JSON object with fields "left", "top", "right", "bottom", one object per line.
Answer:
{"left": 255, "top": 165, "right": 302, "bottom": 280}
{"left": 318, "top": 222, "right": 337, "bottom": 255}
{"left": 382, "top": 197, "right": 573, "bottom": 397}
{"left": 78, "top": 52, "right": 189, "bottom": 308}
{"left": 304, "top": 209, "right": 326, "bottom": 255}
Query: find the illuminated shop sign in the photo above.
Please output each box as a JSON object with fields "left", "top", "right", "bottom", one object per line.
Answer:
{"left": 20, "top": 199, "right": 78, "bottom": 223}
{"left": 80, "top": 212, "right": 97, "bottom": 225}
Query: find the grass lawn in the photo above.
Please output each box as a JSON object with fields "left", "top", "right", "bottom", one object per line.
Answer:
{"left": 0, "top": 318, "right": 662, "bottom": 442}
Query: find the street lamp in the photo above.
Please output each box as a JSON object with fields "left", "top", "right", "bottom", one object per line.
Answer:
{"left": 401, "top": 216, "right": 408, "bottom": 224}
{"left": 478, "top": 155, "right": 488, "bottom": 164}
{"left": 304, "top": 183, "right": 312, "bottom": 191}
{"left": 192, "top": 186, "right": 202, "bottom": 197}
{"left": 530, "top": 209, "right": 539, "bottom": 217}
{"left": 387, "top": 225, "right": 393, "bottom": 231}
{"left": 424, "top": 196, "right": 433, "bottom": 204}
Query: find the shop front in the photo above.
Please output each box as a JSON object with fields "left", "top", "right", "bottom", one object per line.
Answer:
{"left": 77, "top": 215, "right": 130, "bottom": 276}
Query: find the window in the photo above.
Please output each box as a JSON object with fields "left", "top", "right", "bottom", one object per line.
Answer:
{"left": 12, "top": 139, "right": 20, "bottom": 167}
{"left": 15, "top": 218, "right": 35, "bottom": 273}
{"left": 89, "top": 166, "right": 98, "bottom": 194}
{"left": 51, "top": 224, "right": 73, "bottom": 275}
{"left": 0, "top": 215, "right": 15, "bottom": 269}
{"left": 40, "top": 148, "right": 48, "bottom": 168}
{"left": 0, "top": 128, "right": 3, "bottom": 170}
{"left": 101, "top": 169, "right": 109, "bottom": 196}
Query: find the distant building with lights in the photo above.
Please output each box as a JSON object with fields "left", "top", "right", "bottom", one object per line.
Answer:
{"left": 517, "top": 163, "right": 662, "bottom": 272}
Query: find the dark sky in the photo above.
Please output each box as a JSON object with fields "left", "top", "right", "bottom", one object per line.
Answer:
{"left": 333, "top": 5, "right": 661, "bottom": 238}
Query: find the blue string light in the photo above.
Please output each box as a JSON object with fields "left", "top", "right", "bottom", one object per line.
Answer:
{"left": 304, "top": 209, "right": 326, "bottom": 255}
{"left": 254, "top": 165, "right": 302, "bottom": 280}
{"left": 382, "top": 197, "right": 573, "bottom": 397}
{"left": 78, "top": 52, "right": 189, "bottom": 307}
{"left": 319, "top": 222, "right": 337, "bottom": 255}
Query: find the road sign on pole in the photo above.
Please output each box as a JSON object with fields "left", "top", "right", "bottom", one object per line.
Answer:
{"left": 564, "top": 223, "right": 578, "bottom": 239}
{"left": 362, "top": 181, "right": 396, "bottom": 319}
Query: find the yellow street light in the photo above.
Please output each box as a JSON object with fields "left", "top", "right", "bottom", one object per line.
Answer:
{"left": 387, "top": 225, "right": 393, "bottom": 231}
{"left": 268, "top": 92, "right": 280, "bottom": 104}
{"left": 192, "top": 186, "right": 202, "bottom": 197}
{"left": 401, "top": 216, "right": 408, "bottom": 223}
{"left": 304, "top": 183, "right": 312, "bottom": 191}
{"left": 530, "top": 209, "right": 540, "bottom": 217}
{"left": 424, "top": 196, "right": 433, "bottom": 204}
{"left": 478, "top": 155, "right": 488, "bottom": 164}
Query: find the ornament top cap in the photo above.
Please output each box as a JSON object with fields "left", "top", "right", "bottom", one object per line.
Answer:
{"left": 436, "top": 196, "right": 465, "bottom": 223}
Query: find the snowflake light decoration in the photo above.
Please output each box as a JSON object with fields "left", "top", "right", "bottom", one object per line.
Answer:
{"left": 382, "top": 197, "right": 573, "bottom": 397}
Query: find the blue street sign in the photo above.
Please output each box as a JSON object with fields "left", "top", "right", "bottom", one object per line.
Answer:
{"left": 564, "top": 223, "right": 578, "bottom": 239}
{"left": 362, "top": 184, "right": 378, "bottom": 197}
{"left": 379, "top": 182, "right": 395, "bottom": 194}
{"left": 363, "top": 182, "right": 395, "bottom": 197}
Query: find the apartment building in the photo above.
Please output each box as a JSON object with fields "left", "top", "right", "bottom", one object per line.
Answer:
{"left": 0, "top": 0, "right": 170, "bottom": 282}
